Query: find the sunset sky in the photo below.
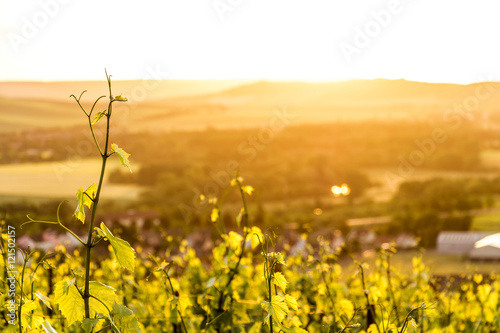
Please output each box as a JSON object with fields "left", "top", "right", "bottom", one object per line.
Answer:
{"left": 0, "top": 0, "right": 499, "bottom": 83}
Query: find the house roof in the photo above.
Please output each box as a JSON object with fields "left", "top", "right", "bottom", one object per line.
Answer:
{"left": 475, "top": 233, "right": 500, "bottom": 250}
{"left": 437, "top": 231, "right": 494, "bottom": 243}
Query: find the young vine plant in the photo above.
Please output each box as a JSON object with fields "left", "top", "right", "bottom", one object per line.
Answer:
{"left": 21, "top": 70, "right": 140, "bottom": 333}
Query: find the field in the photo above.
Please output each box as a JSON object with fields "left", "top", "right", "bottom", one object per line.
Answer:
{"left": 0, "top": 158, "right": 143, "bottom": 202}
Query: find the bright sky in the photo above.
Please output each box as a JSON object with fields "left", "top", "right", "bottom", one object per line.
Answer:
{"left": 0, "top": 0, "right": 499, "bottom": 83}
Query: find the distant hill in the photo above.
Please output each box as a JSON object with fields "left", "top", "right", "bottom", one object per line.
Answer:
{"left": 1, "top": 79, "right": 500, "bottom": 133}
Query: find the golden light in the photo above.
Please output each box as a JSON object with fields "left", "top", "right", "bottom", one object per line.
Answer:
{"left": 331, "top": 186, "right": 342, "bottom": 197}
{"left": 340, "top": 184, "right": 351, "bottom": 196}
{"left": 331, "top": 184, "right": 350, "bottom": 197}
{"left": 313, "top": 208, "right": 323, "bottom": 216}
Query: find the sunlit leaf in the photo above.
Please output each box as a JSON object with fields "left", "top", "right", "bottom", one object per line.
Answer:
{"left": 99, "top": 222, "right": 136, "bottom": 271}
{"left": 111, "top": 143, "right": 132, "bottom": 172}
{"left": 111, "top": 303, "right": 142, "bottom": 333}
{"left": 273, "top": 272, "right": 288, "bottom": 292}
{"left": 205, "top": 277, "right": 217, "bottom": 289}
{"left": 339, "top": 299, "right": 354, "bottom": 319}
{"left": 114, "top": 94, "right": 128, "bottom": 102}
{"left": 285, "top": 295, "right": 299, "bottom": 311}
{"left": 89, "top": 281, "right": 119, "bottom": 316}
{"left": 35, "top": 291, "right": 52, "bottom": 309}
{"left": 249, "top": 226, "right": 263, "bottom": 249}
{"left": 91, "top": 111, "right": 106, "bottom": 125}
{"left": 262, "top": 295, "right": 288, "bottom": 323}
{"left": 42, "top": 320, "right": 59, "bottom": 333}
{"left": 81, "top": 318, "right": 99, "bottom": 333}
{"left": 226, "top": 231, "right": 243, "bottom": 249}
{"left": 54, "top": 279, "right": 85, "bottom": 326}
{"left": 74, "top": 184, "right": 97, "bottom": 223}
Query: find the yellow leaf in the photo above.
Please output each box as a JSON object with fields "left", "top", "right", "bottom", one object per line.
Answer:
{"left": 54, "top": 279, "right": 85, "bottom": 326}
{"left": 89, "top": 281, "right": 119, "bottom": 316}
{"left": 250, "top": 226, "right": 264, "bottom": 249}
{"left": 22, "top": 300, "right": 38, "bottom": 313}
{"left": 21, "top": 300, "right": 45, "bottom": 330}
{"left": 262, "top": 295, "right": 288, "bottom": 323}
{"left": 177, "top": 294, "right": 191, "bottom": 312}
{"left": 227, "top": 231, "right": 243, "bottom": 249}
{"left": 339, "top": 299, "right": 354, "bottom": 318}
{"left": 111, "top": 143, "right": 132, "bottom": 172}
{"left": 99, "top": 222, "right": 136, "bottom": 271}
{"left": 285, "top": 295, "right": 299, "bottom": 311}
{"left": 369, "top": 286, "right": 382, "bottom": 304}
{"left": 273, "top": 272, "right": 288, "bottom": 292}
{"left": 74, "top": 184, "right": 97, "bottom": 223}
{"left": 114, "top": 94, "right": 128, "bottom": 101}
{"left": 291, "top": 315, "right": 303, "bottom": 327}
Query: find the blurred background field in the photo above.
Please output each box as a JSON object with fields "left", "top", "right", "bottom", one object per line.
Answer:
{"left": 2, "top": 78, "right": 500, "bottom": 274}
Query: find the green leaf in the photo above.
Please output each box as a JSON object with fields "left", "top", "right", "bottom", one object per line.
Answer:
{"left": 262, "top": 295, "right": 288, "bottom": 324}
{"left": 284, "top": 295, "right": 298, "bottom": 311}
{"left": 42, "top": 320, "right": 59, "bottom": 333}
{"left": 35, "top": 291, "right": 52, "bottom": 309}
{"left": 99, "top": 222, "right": 136, "bottom": 271}
{"left": 54, "top": 279, "right": 118, "bottom": 326}
{"left": 81, "top": 318, "right": 99, "bottom": 333}
{"left": 89, "top": 281, "right": 119, "bottom": 316}
{"left": 205, "top": 277, "right": 217, "bottom": 289}
{"left": 276, "top": 322, "right": 308, "bottom": 333}
{"left": 91, "top": 111, "right": 106, "bottom": 125}
{"left": 273, "top": 272, "right": 287, "bottom": 292}
{"left": 54, "top": 279, "right": 85, "bottom": 326}
{"left": 74, "top": 184, "right": 97, "bottom": 223}
{"left": 111, "top": 303, "right": 142, "bottom": 333}
{"left": 114, "top": 94, "right": 128, "bottom": 102}
{"left": 111, "top": 143, "right": 132, "bottom": 172}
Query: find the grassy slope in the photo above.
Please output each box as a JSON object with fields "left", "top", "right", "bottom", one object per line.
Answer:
{"left": 2, "top": 79, "right": 500, "bottom": 133}
{"left": 0, "top": 158, "right": 142, "bottom": 200}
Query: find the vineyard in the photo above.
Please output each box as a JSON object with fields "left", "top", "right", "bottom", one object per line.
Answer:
{"left": 2, "top": 75, "right": 500, "bottom": 333}
{"left": 2, "top": 218, "right": 500, "bottom": 332}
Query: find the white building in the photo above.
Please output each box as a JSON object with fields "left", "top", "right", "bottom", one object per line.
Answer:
{"left": 470, "top": 233, "right": 500, "bottom": 260}
{"left": 436, "top": 231, "right": 494, "bottom": 255}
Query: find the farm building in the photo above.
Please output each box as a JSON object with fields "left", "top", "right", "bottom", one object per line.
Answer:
{"left": 436, "top": 231, "right": 494, "bottom": 255}
{"left": 470, "top": 233, "right": 500, "bottom": 260}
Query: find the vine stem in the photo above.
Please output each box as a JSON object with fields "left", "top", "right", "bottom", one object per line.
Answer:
{"left": 83, "top": 73, "right": 113, "bottom": 319}
{"left": 217, "top": 178, "right": 250, "bottom": 314}
{"left": 358, "top": 263, "right": 381, "bottom": 333}
{"left": 268, "top": 255, "right": 274, "bottom": 333}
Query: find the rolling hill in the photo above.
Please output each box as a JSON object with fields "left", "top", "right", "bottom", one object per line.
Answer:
{"left": 1, "top": 79, "right": 500, "bottom": 133}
